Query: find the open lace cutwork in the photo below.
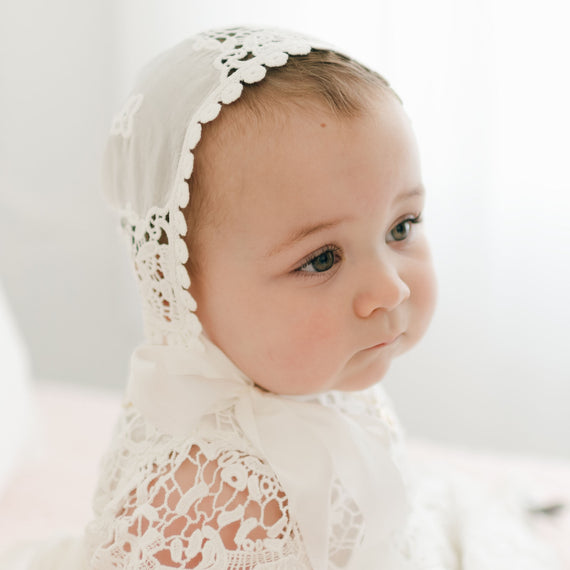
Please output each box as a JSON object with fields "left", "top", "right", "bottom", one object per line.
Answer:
{"left": 85, "top": 406, "right": 312, "bottom": 569}
{"left": 83, "top": 380, "right": 431, "bottom": 569}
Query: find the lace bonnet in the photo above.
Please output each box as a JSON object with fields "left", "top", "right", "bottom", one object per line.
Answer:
{"left": 103, "top": 27, "right": 336, "bottom": 349}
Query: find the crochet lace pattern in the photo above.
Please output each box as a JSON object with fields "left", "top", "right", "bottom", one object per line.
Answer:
{"left": 85, "top": 407, "right": 309, "bottom": 569}
{"left": 83, "top": 389, "right": 404, "bottom": 569}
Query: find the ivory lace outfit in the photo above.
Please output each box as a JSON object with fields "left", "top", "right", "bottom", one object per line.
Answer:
{"left": 83, "top": 340, "right": 426, "bottom": 569}
{"left": 5, "top": 338, "right": 561, "bottom": 569}
{"left": 78, "top": 340, "right": 562, "bottom": 569}
{"left": 0, "top": 26, "right": 562, "bottom": 570}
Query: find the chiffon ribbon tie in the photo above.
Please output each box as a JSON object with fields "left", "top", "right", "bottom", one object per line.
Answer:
{"left": 127, "top": 344, "right": 410, "bottom": 569}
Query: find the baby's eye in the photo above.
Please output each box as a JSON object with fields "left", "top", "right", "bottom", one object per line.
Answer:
{"left": 296, "top": 246, "right": 341, "bottom": 274}
{"left": 388, "top": 215, "right": 422, "bottom": 242}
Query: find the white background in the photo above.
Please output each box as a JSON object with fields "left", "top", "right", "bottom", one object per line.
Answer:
{"left": 1, "top": 0, "right": 569, "bottom": 457}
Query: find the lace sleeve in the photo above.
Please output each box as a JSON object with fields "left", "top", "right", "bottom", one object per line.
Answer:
{"left": 86, "top": 410, "right": 311, "bottom": 570}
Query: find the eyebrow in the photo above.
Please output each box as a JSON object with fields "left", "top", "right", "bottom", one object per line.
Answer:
{"left": 266, "top": 218, "right": 346, "bottom": 257}
{"left": 265, "top": 186, "right": 425, "bottom": 258}
{"left": 394, "top": 186, "right": 425, "bottom": 203}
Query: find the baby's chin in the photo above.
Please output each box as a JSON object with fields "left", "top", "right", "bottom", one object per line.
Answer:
{"left": 251, "top": 358, "right": 394, "bottom": 396}
{"left": 337, "top": 358, "right": 394, "bottom": 392}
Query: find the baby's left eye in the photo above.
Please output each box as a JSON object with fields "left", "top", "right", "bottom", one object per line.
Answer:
{"left": 295, "top": 246, "right": 341, "bottom": 274}
{"left": 388, "top": 216, "right": 422, "bottom": 242}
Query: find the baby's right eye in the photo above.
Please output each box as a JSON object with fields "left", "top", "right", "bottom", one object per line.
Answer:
{"left": 295, "top": 246, "right": 342, "bottom": 274}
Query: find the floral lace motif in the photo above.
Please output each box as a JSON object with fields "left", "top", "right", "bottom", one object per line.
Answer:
{"left": 85, "top": 406, "right": 311, "bottom": 569}
{"left": 121, "top": 209, "right": 201, "bottom": 348}
{"left": 328, "top": 478, "right": 365, "bottom": 568}
{"left": 110, "top": 94, "right": 143, "bottom": 139}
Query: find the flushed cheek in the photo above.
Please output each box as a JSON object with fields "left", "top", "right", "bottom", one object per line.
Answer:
{"left": 266, "top": 307, "right": 345, "bottom": 377}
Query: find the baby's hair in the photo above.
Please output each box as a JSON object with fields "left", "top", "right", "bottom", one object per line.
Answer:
{"left": 184, "top": 49, "right": 399, "bottom": 275}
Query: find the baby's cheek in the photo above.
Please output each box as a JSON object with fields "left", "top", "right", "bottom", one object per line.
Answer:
{"left": 276, "top": 306, "right": 340, "bottom": 370}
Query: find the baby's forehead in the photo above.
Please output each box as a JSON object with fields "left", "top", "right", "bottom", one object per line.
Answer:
{"left": 185, "top": 48, "right": 400, "bottom": 252}
{"left": 197, "top": 97, "right": 332, "bottom": 192}
{"left": 199, "top": 92, "right": 407, "bottom": 212}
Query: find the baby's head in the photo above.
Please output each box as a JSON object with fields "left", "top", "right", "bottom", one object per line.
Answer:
{"left": 183, "top": 48, "right": 437, "bottom": 394}
{"left": 104, "top": 28, "right": 436, "bottom": 395}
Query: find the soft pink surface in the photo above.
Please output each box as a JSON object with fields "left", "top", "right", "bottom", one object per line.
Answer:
{"left": 1, "top": 383, "right": 568, "bottom": 565}
{"left": 0, "top": 383, "right": 121, "bottom": 548}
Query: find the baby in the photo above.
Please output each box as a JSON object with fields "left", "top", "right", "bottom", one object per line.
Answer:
{"left": 96, "top": 27, "right": 437, "bottom": 569}
{"left": 9, "top": 26, "right": 560, "bottom": 570}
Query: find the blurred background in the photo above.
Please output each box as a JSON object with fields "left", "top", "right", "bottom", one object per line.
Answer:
{"left": 1, "top": 0, "right": 569, "bottom": 459}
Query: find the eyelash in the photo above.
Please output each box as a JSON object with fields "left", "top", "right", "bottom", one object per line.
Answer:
{"left": 388, "top": 214, "right": 423, "bottom": 242}
{"left": 294, "top": 244, "right": 342, "bottom": 276}
{"left": 291, "top": 214, "right": 423, "bottom": 277}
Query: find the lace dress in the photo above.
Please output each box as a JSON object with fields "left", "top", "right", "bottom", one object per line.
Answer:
{"left": 80, "top": 367, "right": 566, "bottom": 570}
{"left": 81, "top": 348, "right": 418, "bottom": 569}
{"left": 0, "top": 343, "right": 563, "bottom": 569}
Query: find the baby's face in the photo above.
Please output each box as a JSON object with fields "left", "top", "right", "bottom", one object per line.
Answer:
{"left": 190, "top": 95, "right": 436, "bottom": 394}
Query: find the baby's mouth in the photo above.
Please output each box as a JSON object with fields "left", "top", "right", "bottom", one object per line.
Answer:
{"left": 364, "top": 334, "right": 402, "bottom": 351}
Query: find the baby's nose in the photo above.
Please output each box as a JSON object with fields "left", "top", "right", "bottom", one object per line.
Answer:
{"left": 353, "top": 260, "right": 410, "bottom": 318}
